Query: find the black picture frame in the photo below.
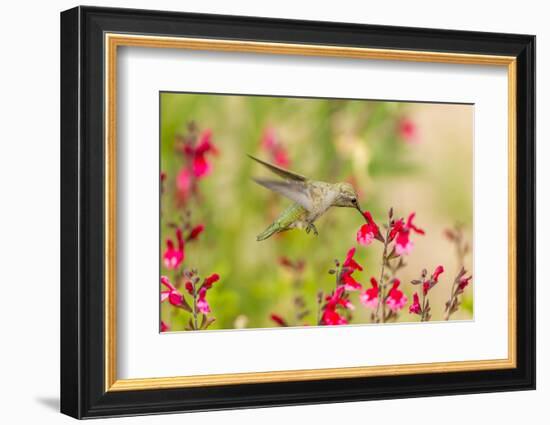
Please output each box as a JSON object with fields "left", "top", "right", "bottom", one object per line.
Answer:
{"left": 61, "top": 5, "right": 535, "bottom": 419}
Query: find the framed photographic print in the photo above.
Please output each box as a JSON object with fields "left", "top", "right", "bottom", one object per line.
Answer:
{"left": 60, "top": 6, "right": 536, "bottom": 419}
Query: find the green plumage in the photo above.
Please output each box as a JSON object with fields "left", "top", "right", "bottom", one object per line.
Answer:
{"left": 249, "top": 155, "right": 362, "bottom": 241}
{"left": 256, "top": 203, "right": 308, "bottom": 241}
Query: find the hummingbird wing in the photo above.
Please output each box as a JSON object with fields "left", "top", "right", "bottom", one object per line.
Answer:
{"left": 247, "top": 154, "right": 307, "bottom": 182}
{"left": 252, "top": 178, "right": 313, "bottom": 211}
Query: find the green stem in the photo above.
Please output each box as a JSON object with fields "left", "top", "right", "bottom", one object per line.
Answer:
{"left": 192, "top": 282, "right": 198, "bottom": 330}
{"left": 375, "top": 228, "right": 391, "bottom": 323}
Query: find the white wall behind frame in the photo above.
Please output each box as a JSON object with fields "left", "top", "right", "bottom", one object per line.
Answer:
{"left": 0, "top": 1, "right": 544, "bottom": 425}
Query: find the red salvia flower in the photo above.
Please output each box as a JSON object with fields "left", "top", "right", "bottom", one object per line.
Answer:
{"left": 176, "top": 168, "right": 193, "bottom": 201}
{"left": 185, "top": 281, "right": 194, "bottom": 295}
{"left": 160, "top": 276, "right": 184, "bottom": 307}
{"left": 341, "top": 272, "right": 362, "bottom": 291}
{"left": 409, "top": 293, "right": 422, "bottom": 315}
{"left": 193, "top": 273, "right": 221, "bottom": 314}
{"left": 196, "top": 287, "right": 211, "bottom": 313}
{"left": 321, "top": 286, "right": 353, "bottom": 325}
{"left": 187, "top": 224, "right": 205, "bottom": 241}
{"left": 161, "top": 321, "right": 170, "bottom": 332}
{"left": 389, "top": 213, "right": 425, "bottom": 255}
{"left": 357, "top": 211, "right": 382, "bottom": 246}
{"left": 360, "top": 277, "right": 379, "bottom": 309}
{"left": 386, "top": 279, "right": 408, "bottom": 312}
{"left": 458, "top": 275, "right": 472, "bottom": 291}
{"left": 343, "top": 247, "right": 363, "bottom": 272}
{"left": 202, "top": 273, "right": 220, "bottom": 290}
{"left": 163, "top": 228, "right": 184, "bottom": 270}
{"left": 190, "top": 129, "right": 218, "bottom": 178}
{"left": 423, "top": 265, "right": 445, "bottom": 295}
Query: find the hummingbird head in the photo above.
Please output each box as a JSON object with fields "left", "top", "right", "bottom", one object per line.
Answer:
{"left": 333, "top": 182, "right": 363, "bottom": 215}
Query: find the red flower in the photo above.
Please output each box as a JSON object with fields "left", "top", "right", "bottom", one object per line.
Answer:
{"left": 357, "top": 211, "right": 382, "bottom": 246}
{"left": 185, "top": 281, "right": 194, "bottom": 295}
{"left": 160, "top": 276, "right": 184, "bottom": 307}
{"left": 360, "top": 277, "right": 379, "bottom": 308}
{"left": 398, "top": 117, "right": 419, "bottom": 144}
{"left": 194, "top": 273, "right": 221, "bottom": 314}
{"left": 189, "top": 130, "right": 217, "bottom": 178}
{"left": 386, "top": 279, "right": 408, "bottom": 312}
{"left": 322, "top": 286, "right": 353, "bottom": 325}
{"left": 187, "top": 224, "right": 205, "bottom": 241}
{"left": 261, "top": 128, "right": 290, "bottom": 167}
{"left": 340, "top": 247, "right": 363, "bottom": 290}
{"left": 270, "top": 313, "right": 288, "bottom": 327}
{"left": 389, "top": 213, "right": 425, "bottom": 255}
{"left": 202, "top": 273, "right": 220, "bottom": 290}
{"left": 180, "top": 129, "right": 218, "bottom": 179}
{"left": 176, "top": 168, "right": 193, "bottom": 201}
{"left": 161, "top": 321, "right": 169, "bottom": 332}
{"left": 433, "top": 265, "right": 445, "bottom": 282}
{"left": 163, "top": 228, "right": 184, "bottom": 270}
{"left": 409, "top": 292, "right": 421, "bottom": 315}
{"left": 196, "top": 287, "right": 211, "bottom": 313}
{"left": 423, "top": 265, "right": 445, "bottom": 295}
{"left": 322, "top": 308, "right": 348, "bottom": 326}
{"left": 343, "top": 247, "right": 363, "bottom": 272}
{"left": 341, "top": 272, "right": 362, "bottom": 291}
{"left": 458, "top": 275, "right": 472, "bottom": 291}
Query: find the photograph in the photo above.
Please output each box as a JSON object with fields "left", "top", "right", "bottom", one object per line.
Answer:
{"left": 159, "top": 93, "right": 474, "bottom": 331}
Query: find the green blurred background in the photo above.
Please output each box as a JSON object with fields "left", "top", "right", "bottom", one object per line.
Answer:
{"left": 160, "top": 92, "right": 473, "bottom": 331}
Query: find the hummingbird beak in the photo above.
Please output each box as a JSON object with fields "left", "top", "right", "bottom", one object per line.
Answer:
{"left": 355, "top": 202, "right": 364, "bottom": 217}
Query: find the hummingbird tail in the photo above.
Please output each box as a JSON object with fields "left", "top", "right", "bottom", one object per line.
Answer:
{"left": 256, "top": 223, "right": 281, "bottom": 241}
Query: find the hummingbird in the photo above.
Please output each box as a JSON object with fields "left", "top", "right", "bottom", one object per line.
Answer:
{"left": 249, "top": 155, "right": 364, "bottom": 241}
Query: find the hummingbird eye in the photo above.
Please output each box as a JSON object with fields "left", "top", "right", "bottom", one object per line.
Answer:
{"left": 351, "top": 198, "right": 357, "bottom": 204}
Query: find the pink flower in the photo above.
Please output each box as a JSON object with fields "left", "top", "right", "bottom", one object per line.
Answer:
{"left": 161, "top": 321, "right": 170, "bottom": 332}
{"left": 180, "top": 129, "right": 218, "bottom": 179}
{"left": 342, "top": 272, "right": 362, "bottom": 291}
{"left": 322, "top": 286, "right": 353, "bottom": 325}
{"left": 187, "top": 224, "right": 205, "bottom": 241}
{"left": 433, "top": 265, "right": 444, "bottom": 282}
{"left": 261, "top": 128, "right": 290, "bottom": 167}
{"left": 163, "top": 228, "right": 184, "bottom": 269}
{"left": 389, "top": 213, "right": 425, "bottom": 255}
{"left": 343, "top": 247, "right": 363, "bottom": 272}
{"left": 357, "top": 211, "right": 382, "bottom": 246}
{"left": 270, "top": 313, "right": 288, "bottom": 327}
{"left": 360, "top": 277, "right": 379, "bottom": 308}
{"left": 386, "top": 279, "right": 408, "bottom": 312}
{"left": 458, "top": 275, "right": 472, "bottom": 291}
{"left": 194, "top": 273, "right": 220, "bottom": 314}
{"left": 322, "top": 308, "right": 348, "bottom": 325}
{"left": 339, "top": 247, "right": 363, "bottom": 290}
{"left": 190, "top": 130, "right": 217, "bottom": 178}
{"left": 176, "top": 168, "right": 193, "bottom": 201}
{"left": 196, "top": 287, "right": 211, "bottom": 313}
{"left": 398, "top": 117, "right": 419, "bottom": 144}
{"left": 160, "top": 276, "right": 184, "bottom": 307}
{"left": 409, "top": 293, "right": 421, "bottom": 315}
{"left": 423, "top": 265, "right": 445, "bottom": 295}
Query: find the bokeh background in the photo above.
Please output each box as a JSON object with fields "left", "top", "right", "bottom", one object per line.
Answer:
{"left": 160, "top": 92, "right": 473, "bottom": 331}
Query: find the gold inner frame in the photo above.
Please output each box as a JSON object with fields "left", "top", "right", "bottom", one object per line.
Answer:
{"left": 104, "top": 33, "right": 517, "bottom": 392}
